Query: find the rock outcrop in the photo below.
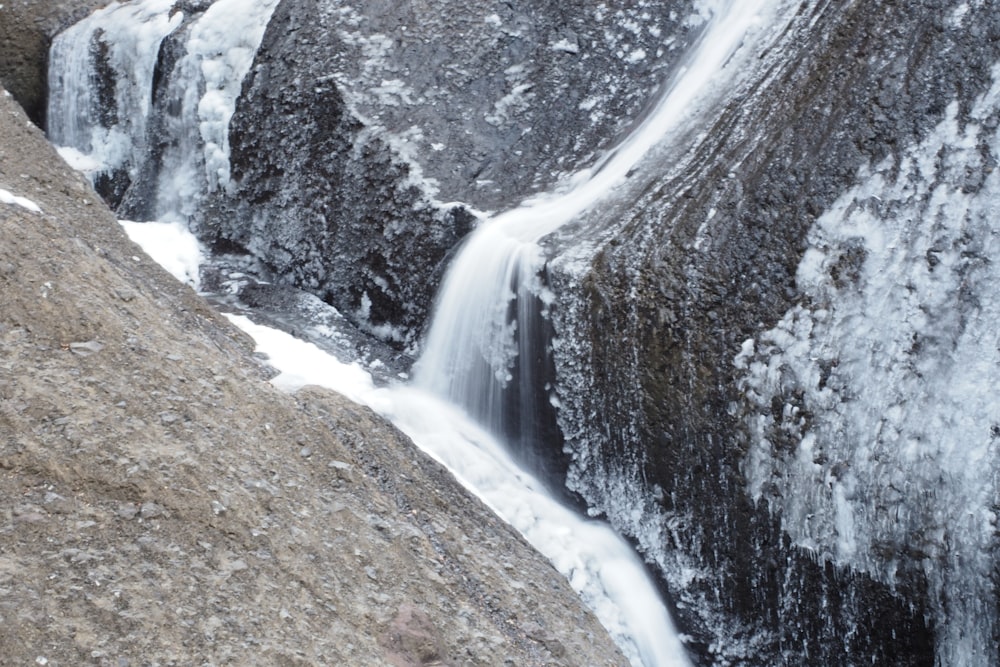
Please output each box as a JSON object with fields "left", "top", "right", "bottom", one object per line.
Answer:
{"left": 0, "top": 86, "right": 627, "bottom": 666}
{"left": 197, "top": 0, "right": 703, "bottom": 346}
{"left": 552, "top": 1, "right": 1000, "bottom": 664}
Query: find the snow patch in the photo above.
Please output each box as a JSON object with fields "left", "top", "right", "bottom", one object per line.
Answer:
{"left": 56, "top": 146, "right": 103, "bottom": 174}
{"left": 0, "top": 188, "right": 41, "bottom": 213}
{"left": 119, "top": 220, "right": 204, "bottom": 289}
{"left": 550, "top": 38, "right": 581, "bottom": 54}
{"left": 626, "top": 48, "right": 647, "bottom": 64}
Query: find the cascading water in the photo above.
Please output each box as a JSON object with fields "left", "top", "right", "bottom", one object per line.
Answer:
{"left": 411, "top": 0, "right": 788, "bottom": 663}
{"left": 47, "top": 0, "right": 183, "bottom": 194}
{"left": 46, "top": 0, "right": 278, "bottom": 219}
{"left": 415, "top": 0, "right": 782, "bottom": 456}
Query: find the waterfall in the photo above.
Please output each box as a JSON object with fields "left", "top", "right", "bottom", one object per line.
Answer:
{"left": 47, "top": 0, "right": 183, "bottom": 189}
{"left": 414, "top": 0, "right": 780, "bottom": 461}
{"left": 46, "top": 0, "right": 278, "bottom": 221}
{"left": 410, "top": 0, "right": 786, "bottom": 664}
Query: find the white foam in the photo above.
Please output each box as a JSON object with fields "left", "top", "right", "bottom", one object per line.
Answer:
{"left": 119, "top": 219, "right": 204, "bottom": 289}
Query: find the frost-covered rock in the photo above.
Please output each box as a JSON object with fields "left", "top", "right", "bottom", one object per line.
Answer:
{"left": 550, "top": 1, "right": 1000, "bottom": 664}
{"left": 44, "top": 0, "right": 702, "bottom": 348}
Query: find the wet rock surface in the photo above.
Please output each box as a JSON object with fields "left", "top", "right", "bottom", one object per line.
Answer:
{"left": 552, "top": 1, "right": 1000, "bottom": 664}
{"left": 0, "top": 88, "right": 627, "bottom": 666}
{"left": 200, "top": 0, "right": 701, "bottom": 346}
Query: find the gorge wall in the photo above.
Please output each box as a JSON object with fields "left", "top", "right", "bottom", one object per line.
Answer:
{"left": 551, "top": 0, "right": 1000, "bottom": 664}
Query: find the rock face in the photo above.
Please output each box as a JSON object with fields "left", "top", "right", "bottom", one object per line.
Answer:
{"left": 0, "top": 87, "right": 627, "bottom": 666}
{"left": 550, "top": 1, "right": 1000, "bottom": 664}
{"left": 198, "top": 4, "right": 476, "bottom": 347}
{"left": 30, "top": 0, "right": 1000, "bottom": 664}
{"left": 196, "top": 0, "right": 703, "bottom": 346}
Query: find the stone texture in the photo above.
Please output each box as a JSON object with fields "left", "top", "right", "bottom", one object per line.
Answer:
{"left": 0, "top": 86, "right": 627, "bottom": 666}
{"left": 551, "top": 0, "right": 1000, "bottom": 664}
{"left": 196, "top": 0, "right": 700, "bottom": 347}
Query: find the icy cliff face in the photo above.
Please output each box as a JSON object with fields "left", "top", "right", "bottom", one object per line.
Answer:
{"left": 52, "top": 0, "right": 702, "bottom": 346}
{"left": 550, "top": 0, "right": 1000, "bottom": 664}
{"left": 46, "top": 0, "right": 278, "bottom": 212}
{"left": 201, "top": 0, "right": 701, "bottom": 346}
{"left": 737, "top": 77, "right": 1000, "bottom": 667}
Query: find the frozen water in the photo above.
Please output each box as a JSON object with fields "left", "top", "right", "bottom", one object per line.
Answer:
{"left": 150, "top": 0, "right": 279, "bottom": 219}
{"left": 47, "top": 0, "right": 182, "bottom": 180}
{"left": 0, "top": 187, "right": 42, "bottom": 214}
{"left": 47, "top": 0, "right": 278, "bottom": 221}
{"left": 737, "top": 64, "right": 1000, "bottom": 667}
{"left": 119, "top": 220, "right": 204, "bottom": 289}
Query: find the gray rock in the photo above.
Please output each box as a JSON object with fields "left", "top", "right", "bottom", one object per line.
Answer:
{"left": 69, "top": 340, "right": 104, "bottom": 356}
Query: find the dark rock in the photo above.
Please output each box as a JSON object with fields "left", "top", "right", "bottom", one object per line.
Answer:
{"left": 551, "top": 0, "right": 1000, "bottom": 664}
{"left": 197, "top": 0, "right": 701, "bottom": 347}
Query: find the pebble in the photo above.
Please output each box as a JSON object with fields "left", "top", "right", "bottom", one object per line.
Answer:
{"left": 139, "top": 502, "right": 165, "bottom": 519}
{"left": 69, "top": 340, "right": 105, "bottom": 356}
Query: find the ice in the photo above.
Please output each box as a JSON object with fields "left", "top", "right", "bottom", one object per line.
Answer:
{"left": 152, "top": 0, "right": 280, "bottom": 219}
{"left": 55, "top": 146, "right": 103, "bottom": 174}
{"left": 119, "top": 220, "right": 204, "bottom": 289}
{"left": 47, "top": 0, "right": 278, "bottom": 222}
{"left": 47, "top": 0, "right": 182, "bottom": 179}
{"left": 737, "top": 63, "right": 1000, "bottom": 667}
{"left": 0, "top": 188, "right": 41, "bottom": 213}
{"left": 550, "top": 38, "right": 581, "bottom": 54}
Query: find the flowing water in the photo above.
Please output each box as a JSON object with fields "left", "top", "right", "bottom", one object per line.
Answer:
{"left": 415, "top": 0, "right": 781, "bottom": 426}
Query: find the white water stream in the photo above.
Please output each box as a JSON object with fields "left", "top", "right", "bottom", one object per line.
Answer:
{"left": 47, "top": 1, "right": 785, "bottom": 664}
{"left": 416, "top": 0, "right": 780, "bottom": 434}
